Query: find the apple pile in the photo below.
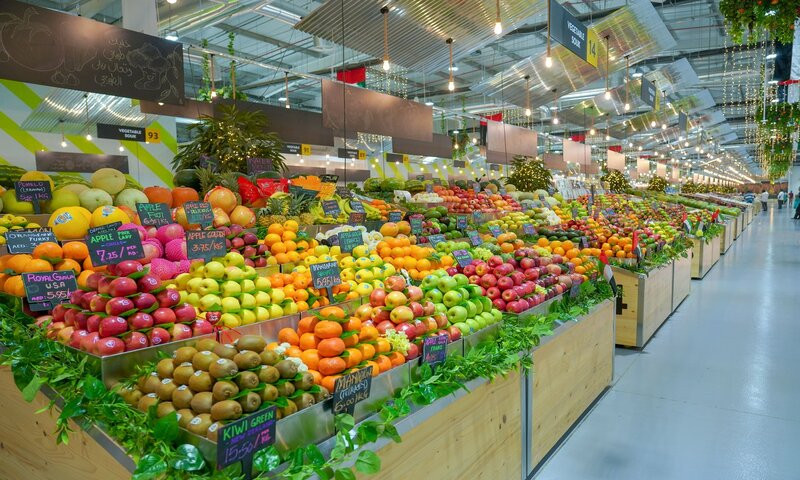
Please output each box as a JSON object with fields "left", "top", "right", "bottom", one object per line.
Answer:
{"left": 218, "top": 224, "right": 270, "bottom": 268}
{"left": 448, "top": 249, "right": 584, "bottom": 313}
{"left": 419, "top": 270, "right": 503, "bottom": 336}
{"left": 440, "top": 186, "right": 522, "bottom": 215}
{"left": 43, "top": 260, "right": 208, "bottom": 356}
{"left": 365, "top": 274, "right": 463, "bottom": 359}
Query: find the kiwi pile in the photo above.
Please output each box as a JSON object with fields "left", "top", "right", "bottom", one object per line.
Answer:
{"left": 117, "top": 335, "right": 329, "bottom": 441}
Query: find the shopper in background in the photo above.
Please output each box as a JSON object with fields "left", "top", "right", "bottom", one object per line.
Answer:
{"left": 761, "top": 190, "right": 769, "bottom": 212}
{"left": 790, "top": 190, "right": 795, "bottom": 208}
{"left": 743, "top": 191, "right": 756, "bottom": 203}
{"left": 794, "top": 189, "right": 800, "bottom": 219}
{"left": 777, "top": 190, "right": 786, "bottom": 209}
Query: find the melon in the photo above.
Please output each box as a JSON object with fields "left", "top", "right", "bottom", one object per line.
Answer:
{"left": 48, "top": 207, "right": 91, "bottom": 240}
{"left": 90, "top": 205, "right": 130, "bottom": 228}
{"left": 46, "top": 188, "right": 81, "bottom": 213}
{"left": 115, "top": 188, "right": 149, "bottom": 209}
{"left": 1, "top": 190, "right": 34, "bottom": 214}
{"left": 59, "top": 183, "right": 90, "bottom": 196}
{"left": 91, "top": 168, "right": 126, "bottom": 195}
{"left": 79, "top": 188, "right": 113, "bottom": 211}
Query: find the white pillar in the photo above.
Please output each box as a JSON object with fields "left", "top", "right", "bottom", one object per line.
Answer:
{"left": 122, "top": 0, "right": 157, "bottom": 35}
{"left": 789, "top": 165, "right": 800, "bottom": 198}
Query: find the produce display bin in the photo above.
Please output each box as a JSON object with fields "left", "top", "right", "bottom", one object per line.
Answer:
{"left": 671, "top": 249, "right": 692, "bottom": 311}
{"left": 691, "top": 236, "right": 720, "bottom": 279}
{"left": 611, "top": 263, "right": 674, "bottom": 348}
{"left": 710, "top": 233, "right": 721, "bottom": 264}
{"left": 528, "top": 299, "right": 615, "bottom": 470}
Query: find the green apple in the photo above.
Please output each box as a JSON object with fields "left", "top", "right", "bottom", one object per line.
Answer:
{"left": 435, "top": 303, "right": 447, "bottom": 315}
{"left": 185, "top": 292, "right": 201, "bottom": 307}
{"left": 240, "top": 309, "right": 256, "bottom": 325}
{"left": 454, "top": 322, "right": 471, "bottom": 335}
{"left": 480, "top": 311, "right": 495, "bottom": 325}
{"left": 466, "top": 318, "right": 481, "bottom": 332}
{"left": 221, "top": 297, "right": 241, "bottom": 313}
{"left": 179, "top": 290, "right": 190, "bottom": 303}
{"left": 224, "top": 251, "right": 245, "bottom": 267}
{"left": 464, "top": 300, "right": 478, "bottom": 318}
{"left": 491, "top": 308, "right": 503, "bottom": 323}
{"left": 457, "top": 287, "right": 470, "bottom": 300}
{"left": 220, "top": 313, "right": 241, "bottom": 328}
{"left": 270, "top": 289, "right": 285, "bottom": 303}
{"left": 438, "top": 276, "right": 458, "bottom": 292}
{"left": 443, "top": 290, "right": 463, "bottom": 308}
{"left": 204, "top": 261, "right": 225, "bottom": 279}
{"left": 448, "top": 305, "right": 468, "bottom": 323}
{"left": 283, "top": 302, "right": 298, "bottom": 315}
{"left": 255, "top": 306, "right": 270, "bottom": 322}
{"left": 480, "top": 297, "right": 493, "bottom": 312}
{"left": 198, "top": 279, "right": 220, "bottom": 295}
{"left": 175, "top": 273, "right": 192, "bottom": 290}
{"left": 425, "top": 288, "right": 443, "bottom": 304}
{"left": 453, "top": 273, "right": 469, "bottom": 288}
{"left": 240, "top": 279, "right": 256, "bottom": 294}
{"left": 221, "top": 280, "right": 242, "bottom": 297}
{"left": 224, "top": 266, "right": 245, "bottom": 281}
{"left": 189, "top": 262, "right": 205, "bottom": 277}
{"left": 199, "top": 294, "right": 221, "bottom": 311}
{"left": 473, "top": 298, "right": 484, "bottom": 315}
{"left": 474, "top": 315, "right": 488, "bottom": 329}
{"left": 242, "top": 265, "right": 257, "bottom": 279}
{"left": 267, "top": 304, "right": 284, "bottom": 318}
{"left": 186, "top": 277, "right": 203, "bottom": 293}
{"left": 255, "top": 277, "right": 271, "bottom": 291}
{"left": 240, "top": 293, "right": 256, "bottom": 309}
{"left": 421, "top": 275, "right": 439, "bottom": 290}
{"left": 254, "top": 291, "right": 271, "bottom": 306}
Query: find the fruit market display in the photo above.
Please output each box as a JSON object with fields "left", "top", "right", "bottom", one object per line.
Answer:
{"left": 418, "top": 270, "right": 503, "bottom": 333}
{"left": 0, "top": 213, "right": 38, "bottom": 245}
{"left": 0, "top": 241, "right": 93, "bottom": 297}
{"left": 435, "top": 185, "right": 522, "bottom": 214}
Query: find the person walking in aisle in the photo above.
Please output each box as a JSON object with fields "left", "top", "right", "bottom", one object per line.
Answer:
{"left": 794, "top": 188, "right": 800, "bottom": 219}
{"left": 790, "top": 190, "right": 795, "bottom": 208}
{"left": 761, "top": 190, "right": 769, "bottom": 212}
{"left": 777, "top": 190, "right": 786, "bottom": 209}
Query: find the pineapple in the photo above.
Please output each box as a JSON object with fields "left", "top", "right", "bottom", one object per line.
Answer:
{"left": 257, "top": 196, "right": 288, "bottom": 226}
{"left": 287, "top": 194, "right": 315, "bottom": 222}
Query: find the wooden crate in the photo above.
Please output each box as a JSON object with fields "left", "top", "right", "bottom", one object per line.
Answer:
{"left": 530, "top": 300, "right": 615, "bottom": 467}
{"left": 671, "top": 249, "right": 692, "bottom": 311}
{"left": 710, "top": 233, "right": 721, "bottom": 263}
{"left": 610, "top": 264, "right": 673, "bottom": 347}
{"left": 357, "top": 371, "right": 523, "bottom": 480}
{"left": 720, "top": 219, "right": 734, "bottom": 254}
{"left": 0, "top": 368, "right": 132, "bottom": 480}
{"left": 691, "top": 236, "right": 720, "bottom": 279}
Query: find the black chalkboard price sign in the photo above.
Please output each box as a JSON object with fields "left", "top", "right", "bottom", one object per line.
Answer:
{"left": 186, "top": 230, "right": 226, "bottom": 261}
{"left": 184, "top": 201, "right": 214, "bottom": 227}
{"left": 15, "top": 181, "right": 52, "bottom": 213}
{"left": 388, "top": 211, "right": 403, "bottom": 222}
{"left": 348, "top": 212, "right": 365, "bottom": 225}
{"left": 422, "top": 334, "right": 448, "bottom": 366}
{"left": 337, "top": 230, "right": 363, "bottom": 254}
{"left": 321, "top": 200, "right": 341, "bottom": 217}
{"left": 467, "top": 230, "right": 481, "bottom": 246}
{"left": 452, "top": 249, "right": 473, "bottom": 268}
{"left": 349, "top": 200, "right": 365, "bottom": 213}
{"left": 136, "top": 202, "right": 172, "bottom": 227}
{"left": 410, "top": 216, "right": 423, "bottom": 235}
{"left": 216, "top": 406, "right": 277, "bottom": 480}
{"left": 456, "top": 215, "right": 467, "bottom": 230}
{"left": 22, "top": 270, "right": 77, "bottom": 308}
{"left": 310, "top": 261, "right": 341, "bottom": 299}
{"left": 5, "top": 228, "right": 57, "bottom": 254}
{"left": 332, "top": 367, "right": 373, "bottom": 416}
{"left": 488, "top": 225, "right": 502, "bottom": 238}
{"left": 88, "top": 228, "right": 144, "bottom": 267}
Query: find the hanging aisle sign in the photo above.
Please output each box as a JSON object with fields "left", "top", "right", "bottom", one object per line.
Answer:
{"left": 641, "top": 77, "right": 657, "bottom": 108}
{"left": 679, "top": 112, "right": 688, "bottom": 133}
{"left": 549, "top": 0, "right": 598, "bottom": 67}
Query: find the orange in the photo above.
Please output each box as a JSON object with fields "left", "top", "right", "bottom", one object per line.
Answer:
{"left": 284, "top": 240, "right": 297, "bottom": 252}
{"left": 299, "top": 333, "right": 320, "bottom": 351}
{"left": 537, "top": 237, "right": 549, "bottom": 247}
{"left": 4, "top": 276, "right": 24, "bottom": 296}
{"left": 380, "top": 222, "right": 399, "bottom": 237}
{"left": 300, "top": 349, "right": 320, "bottom": 370}
{"left": 264, "top": 233, "right": 281, "bottom": 247}
{"left": 297, "top": 316, "right": 318, "bottom": 334}
{"left": 23, "top": 259, "right": 53, "bottom": 273}
{"left": 285, "top": 346, "right": 303, "bottom": 358}
{"left": 32, "top": 242, "right": 63, "bottom": 262}
{"left": 575, "top": 265, "right": 587, "bottom": 274}
{"left": 553, "top": 247, "right": 565, "bottom": 256}
{"left": 375, "top": 338, "right": 391, "bottom": 354}
{"left": 321, "top": 375, "right": 341, "bottom": 393}
{"left": 267, "top": 223, "right": 284, "bottom": 236}
{"left": 271, "top": 242, "right": 287, "bottom": 255}
{"left": 266, "top": 342, "right": 279, "bottom": 351}
{"left": 562, "top": 240, "right": 574, "bottom": 250}
{"left": 615, "top": 250, "right": 626, "bottom": 258}
{"left": 387, "top": 351, "right": 405, "bottom": 367}
{"left": 278, "top": 328, "right": 300, "bottom": 346}
{"left": 319, "top": 306, "right": 346, "bottom": 320}
{"left": 344, "top": 348, "right": 363, "bottom": 368}
{"left": 293, "top": 289, "right": 309, "bottom": 302}
{"left": 55, "top": 259, "right": 81, "bottom": 273}
{"left": 356, "top": 343, "right": 376, "bottom": 361}
{"left": 274, "top": 253, "right": 290, "bottom": 264}
{"left": 570, "top": 257, "right": 583, "bottom": 266}
{"left": 342, "top": 317, "right": 361, "bottom": 332}
{"left": 566, "top": 248, "right": 579, "bottom": 259}
{"left": 0, "top": 254, "right": 11, "bottom": 270}
{"left": 7, "top": 254, "right": 32, "bottom": 274}
{"left": 396, "top": 221, "right": 411, "bottom": 235}
{"left": 318, "top": 338, "right": 346, "bottom": 357}
{"left": 342, "top": 334, "right": 358, "bottom": 347}
{"left": 281, "top": 230, "right": 296, "bottom": 242}
{"left": 307, "top": 369, "right": 323, "bottom": 386}
{"left": 77, "top": 270, "right": 94, "bottom": 288}
{"left": 293, "top": 276, "right": 310, "bottom": 289}
{"left": 318, "top": 357, "right": 347, "bottom": 376}
{"left": 62, "top": 242, "right": 89, "bottom": 261}
{"left": 314, "top": 320, "right": 343, "bottom": 339}
{"left": 295, "top": 300, "right": 309, "bottom": 312}
{"left": 365, "top": 360, "right": 380, "bottom": 377}
{"left": 374, "top": 355, "right": 392, "bottom": 373}
{"left": 359, "top": 325, "right": 379, "bottom": 342}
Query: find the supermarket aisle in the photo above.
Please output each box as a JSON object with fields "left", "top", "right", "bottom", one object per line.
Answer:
{"left": 535, "top": 209, "right": 800, "bottom": 480}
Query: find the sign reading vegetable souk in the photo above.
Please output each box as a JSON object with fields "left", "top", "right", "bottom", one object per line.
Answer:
{"left": 549, "top": 0, "right": 598, "bottom": 67}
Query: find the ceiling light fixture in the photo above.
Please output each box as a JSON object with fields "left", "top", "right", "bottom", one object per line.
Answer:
{"left": 165, "top": 32, "right": 178, "bottom": 41}
{"left": 209, "top": 54, "right": 217, "bottom": 98}
{"left": 447, "top": 38, "right": 455, "bottom": 91}
{"left": 766, "top": 53, "right": 777, "bottom": 60}
{"left": 494, "top": 0, "right": 502, "bottom": 35}
{"left": 284, "top": 72, "right": 290, "bottom": 109}
{"left": 167, "top": 0, "right": 177, "bottom": 4}
{"left": 82, "top": 93, "right": 92, "bottom": 142}
{"left": 603, "top": 35, "right": 611, "bottom": 99}
{"left": 381, "top": 7, "right": 391, "bottom": 70}
{"left": 650, "top": 120, "right": 656, "bottom": 128}
{"left": 552, "top": 88, "right": 559, "bottom": 124}
{"left": 59, "top": 119, "right": 67, "bottom": 148}
{"left": 119, "top": 145, "right": 124, "bottom": 152}
{"left": 524, "top": 75, "right": 531, "bottom": 117}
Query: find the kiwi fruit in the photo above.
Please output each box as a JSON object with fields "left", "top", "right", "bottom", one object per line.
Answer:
{"left": 172, "top": 346, "right": 198, "bottom": 366}
{"left": 137, "top": 393, "right": 159, "bottom": 412}
{"left": 172, "top": 385, "right": 194, "bottom": 409}
{"left": 236, "top": 335, "right": 266, "bottom": 352}
{"left": 190, "top": 391, "right": 214, "bottom": 414}
{"left": 186, "top": 413, "right": 213, "bottom": 436}
{"left": 141, "top": 373, "right": 162, "bottom": 394}
{"left": 206, "top": 421, "right": 224, "bottom": 442}
{"left": 259, "top": 349, "right": 280, "bottom": 366}
{"left": 156, "top": 378, "right": 178, "bottom": 401}
{"left": 275, "top": 381, "right": 295, "bottom": 397}
{"left": 124, "top": 388, "right": 143, "bottom": 406}
{"left": 188, "top": 371, "right": 213, "bottom": 392}
{"left": 236, "top": 371, "right": 260, "bottom": 390}
{"left": 275, "top": 359, "right": 298, "bottom": 379}
{"left": 294, "top": 372, "right": 315, "bottom": 392}
{"left": 209, "top": 358, "right": 238, "bottom": 379}
{"left": 195, "top": 338, "right": 219, "bottom": 352}
{"left": 210, "top": 399, "right": 243, "bottom": 421}
{"left": 172, "top": 363, "right": 195, "bottom": 386}
{"left": 176, "top": 409, "right": 194, "bottom": 428}
{"left": 156, "top": 401, "right": 176, "bottom": 418}
{"left": 192, "top": 351, "right": 220, "bottom": 371}
{"left": 277, "top": 400, "right": 297, "bottom": 419}
{"left": 233, "top": 351, "right": 261, "bottom": 370}
{"left": 213, "top": 344, "right": 238, "bottom": 360}
{"left": 313, "top": 386, "right": 330, "bottom": 403}
{"left": 260, "top": 384, "right": 279, "bottom": 402}
{"left": 156, "top": 358, "right": 175, "bottom": 379}
{"left": 292, "top": 393, "right": 316, "bottom": 411}
{"left": 238, "top": 392, "right": 262, "bottom": 413}
{"left": 212, "top": 380, "right": 239, "bottom": 402}
{"left": 257, "top": 365, "right": 280, "bottom": 384}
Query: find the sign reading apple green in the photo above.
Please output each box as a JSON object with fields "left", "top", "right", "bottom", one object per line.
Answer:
{"left": 453, "top": 249, "right": 472, "bottom": 268}
{"left": 337, "top": 230, "right": 363, "bottom": 254}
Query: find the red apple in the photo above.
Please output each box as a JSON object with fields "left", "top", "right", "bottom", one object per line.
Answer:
{"left": 51, "top": 304, "right": 67, "bottom": 323}
{"left": 486, "top": 287, "right": 501, "bottom": 300}
{"left": 99, "top": 316, "right": 129, "bottom": 337}
{"left": 384, "top": 275, "right": 407, "bottom": 291}
{"left": 97, "top": 337, "right": 125, "bottom": 355}
{"left": 497, "top": 276, "right": 514, "bottom": 291}
{"left": 192, "top": 319, "right": 214, "bottom": 336}
{"left": 128, "top": 312, "right": 154, "bottom": 330}
{"left": 409, "top": 301, "right": 424, "bottom": 318}
{"left": 446, "top": 325, "right": 462, "bottom": 341}
{"left": 56, "top": 326, "right": 75, "bottom": 344}
{"left": 173, "top": 303, "right": 197, "bottom": 323}
{"left": 109, "top": 277, "right": 138, "bottom": 297}
{"left": 412, "top": 319, "right": 427, "bottom": 337}
{"left": 480, "top": 274, "right": 497, "bottom": 288}
{"left": 124, "top": 331, "right": 149, "bottom": 351}
{"left": 371, "top": 308, "right": 391, "bottom": 324}
{"left": 395, "top": 322, "right": 416, "bottom": 341}
{"left": 86, "top": 314, "right": 102, "bottom": 333}
{"left": 375, "top": 320, "right": 395, "bottom": 335}
{"left": 463, "top": 264, "right": 476, "bottom": 276}
{"left": 137, "top": 274, "right": 161, "bottom": 293}
{"left": 133, "top": 293, "right": 157, "bottom": 311}
{"left": 85, "top": 272, "right": 103, "bottom": 290}
{"left": 422, "top": 301, "right": 435, "bottom": 316}
{"left": 170, "top": 323, "right": 193, "bottom": 341}
{"left": 148, "top": 327, "right": 171, "bottom": 345}
{"left": 97, "top": 276, "right": 113, "bottom": 295}
{"left": 406, "top": 286, "right": 423, "bottom": 302}
{"left": 405, "top": 342, "right": 420, "bottom": 360}
{"left": 369, "top": 289, "right": 387, "bottom": 307}
{"left": 425, "top": 316, "right": 438, "bottom": 332}
{"left": 116, "top": 260, "right": 144, "bottom": 277}
{"left": 354, "top": 304, "right": 373, "bottom": 321}
{"left": 492, "top": 298, "right": 507, "bottom": 311}
{"left": 433, "top": 313, "right": 448, "bottom": 329}
{"left": 81, "top": 291, "right": 98, "bottom": 309}
{"left": 80, "top": 331, "right": 100, "bottom": 352}
{"left": 89, "top": 295, "right": 109, "bottom": 313}
{"left": 106, "top": 297, "right": 135, "bottom": 316}
{"left": 153, "top": 308, "right": 177, "bottom": 325}
{"left": 69, "top": 329, "right": 90, "bottom": 349}
{"left": 390, "top": 305, "right": 414, "bottom": 324}
{"left": 156, "top": 289, "right": 180, "bottom": 308}
{"left": 69, "top": 289, "right": 84, "bottom": 306}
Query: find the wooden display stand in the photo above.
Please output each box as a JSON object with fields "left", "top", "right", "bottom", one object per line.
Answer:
{"left": 720, "top": 219, "right": 734, "bottom": 253}
{"left": 529, "top": 299, "right": 615, "bottom": 469}
{"left": 611, "top": 263, "right": 673, "bottom": 348}
{"left": 0, "top": 368, "right": 133, "bottom": 480}
{"left": 671, "top": 250, "right": 692, "bottom": 311}
{"left": 691, "top": 236, "right": 720, "bottom": 279}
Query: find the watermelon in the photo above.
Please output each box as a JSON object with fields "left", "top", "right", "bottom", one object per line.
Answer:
{"left": 173, "top": 169, "right": 201, "bottom": 190}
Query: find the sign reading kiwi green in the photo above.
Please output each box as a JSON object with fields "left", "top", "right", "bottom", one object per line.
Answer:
{"left": 216, "top": 405, "right": 277, "bottom": 478}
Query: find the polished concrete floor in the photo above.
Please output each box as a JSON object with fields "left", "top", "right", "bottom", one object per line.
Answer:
{"left": 535, "top": 206, "right": 800, "bottom": 480}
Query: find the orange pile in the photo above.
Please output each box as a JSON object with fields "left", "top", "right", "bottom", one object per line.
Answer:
{"left": 0, "top": 241, "right": 93, "bottom": 296}
{"left": 262, "top": 220, "right": 317, "bottom": 265}
{"left": 375, "top": 233, "right": 446, "bottom": 280}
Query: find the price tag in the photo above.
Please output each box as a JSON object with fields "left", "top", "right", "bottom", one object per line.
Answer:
{"left": 605, "top": 208, "right": 615, "bottom": 217}
{"left": 337, "top": 230, "right": 363, "bottom": 254}
{"left": 416, "top": 175, "right": 425, "bottom": 181}
{"left": 522, "top": 223, "right": 535, "bottom": 235}
{"left": 15, "top": 181, "right": 52, "bottom": 213}
{"left": 499, "top": 187, "right": 507, "bottom": 195}
{"left": 88, "top": 228, "right": 144, "bottom": 267}
{"left": 452, "top": 249, "right": 472, "bottom": 268}
{"left": 320, "top": 174, "right": 339, "bottom": 183}
{"left": 336, "top": 186, "right": 352, "bottom": 199}
{"left": 488, "top": 225, "right": 502, "bottom": 238}
{"left": 22, "top": 270, "right": 77, "bottom": 307}
{"left": 571, "top": 206, "right": 578, "bottom": 219}
{"left": 410, "top": 216, "right": 423, "bottom": 235}
{"left": 426, "top": 234, "right": 445, "bottom": 247}
{"left": 136, "top": 202, "right": 172, "bottom": 227}
{"left": 5, "top": 228, "right": 57, "bottom": 254}
{"left": 457, "top": 215, "right": 467, "bottom": 230}
{"left": 184, "top": 201, "right": 214, "bottom": 227}
{"left": 87, "top": 222, "right": 122, "bottom": 237}
{"left": 186, "top": 230, "right": 226, "bottom": 261}
{"left": 569, "top": 283, "right": 580, "bottom": 298}
{"left": 349, "top": 200, "right": 365, "bottom": 213}
{"left": 310, "top": 261, "right": 342, "bottom": 290}
{"left": 388, "top": 211, "right": 403, "bottom": 222}
{"left": 580, "top": 237, "right": 589, "bottom": 249}
{"left": 321, "top": 200, "right": 341, "bottom": 217}
{"left": 216, "top": 406, "right": 276, "bottom": 479}
{"left": 425, "top": 183, "right": 433, "bottom": 193}
{"left": 473, "top": 183, "right": 480, "bottom": 193}
{"left": 472, "top": 211, "right": 482, "bottom": 223}
{"left": 422, "top": 334, "right": 448, "bottom": 366}
{"left": 467, "top": 230, "right": 481, "bottom": 246}
{"left": 348, "top": 212, "right": 365, "bottom": 225}
{"left": 538, "top": 193, "right": 546, "bottom": 201}
{"left": 332, "top": 367, "right": 373, "bottom": 416}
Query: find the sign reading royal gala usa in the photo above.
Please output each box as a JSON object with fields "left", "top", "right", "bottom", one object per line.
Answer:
{"left": 549, "top": 0, "right": 598, "bottom": 67}
{"left": 0, "top": 0, "right": 184, "bottom": 104}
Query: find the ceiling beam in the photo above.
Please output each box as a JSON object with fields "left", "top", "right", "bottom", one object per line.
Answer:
{"left": 215, "top": 23, "right": 327, "bottom": 59}
{"left": 182, "top": 36, "right": 292, "bottom": 71}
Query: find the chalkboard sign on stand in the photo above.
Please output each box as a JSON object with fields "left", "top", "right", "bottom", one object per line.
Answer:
{"left": 322, "top": 200, "right": 341, "bottom": 217}
{"left": 410, "top": 216, "right": 423, "bottom": 235}
{"left": 5, "top": 228, "right": 57, "bottom": 254}
{"left": 136, "top": 202, "right": 171, "bottom": 227}
{"left": 186, "top": 230, "right": 226, "bottom": 261}
{"left": 388, "top": 211, "right": 403, "bottom": 222}
{"left": 332, "top": 367, "right": 373, "bottom": 416}
{"left": 216, "top": 406, "right": 277, "bottom": 480}
{"left": 422, "top": 334, "right": 448, "bottom": 366}
{"left": 88, "top": 228, "right": 144, "bottom": 267}
{"left": 337, "top": 230, "right": 363, "bottom": 254}
{"left": 467, "top": 230, "right": 481, "bottom": 246}
{"left": 310, "top": 261, "right": 341, "bottom": 299}
{"left": 15, "top": 181, "right": 52, "bottom": 214}
{"left": 22, "top": 270, "right": 77, "bottom": 309}
{"left": 184, "top": 201, "right": 214, "bottom": 227}
{"left": 453, "top": 249, "right": 473, "bottom": 267}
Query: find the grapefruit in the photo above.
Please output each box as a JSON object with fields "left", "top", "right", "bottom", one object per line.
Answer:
{"left": 90, "top": 205, "right": 130, "bottom": 227}
{"left": 48, "top": 207, "right": 91, "bottom": 240}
